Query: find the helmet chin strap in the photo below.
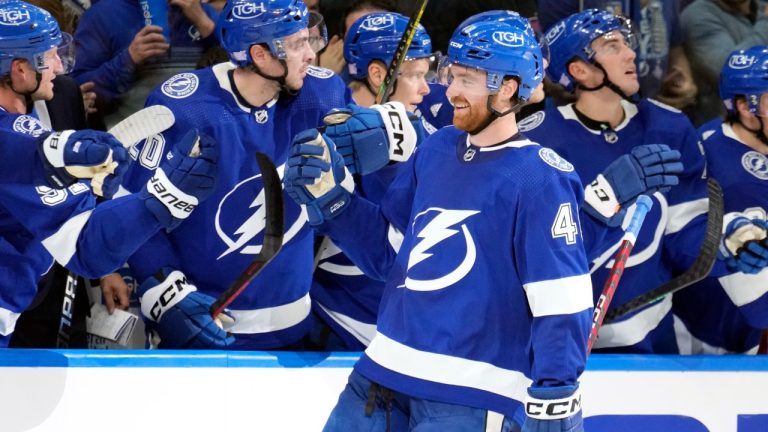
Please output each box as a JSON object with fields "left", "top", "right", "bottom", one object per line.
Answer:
{"left": 468, "top": 94, "right": 522, "bottom": 135}
{"left": 577, "top": 60, "right": 640, "bottom": 104}
{"left": 249, "top": 58, "right": 297, "bottom": 97}
{"left": 737, "top": 115, "right": 768, "bottom": 146}
{"left": 9, "top": 71, "right": 41, "bottom": 113}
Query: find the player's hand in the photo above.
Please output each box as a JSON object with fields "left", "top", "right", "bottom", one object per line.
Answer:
{"left": 283, "top": 129, "right": 355, "bottom": 225}
{"left": 80, "top": 81, "right": 98, "bottom": 114}
{"left": 100, "top": 272, "right": 131, "bottom": 313}
{"left": 128, "top": 25, "right": 170, "bottom": 64}
{"left": 522, "top": 385, "right": 583, "bottom": 432}
{"left": 140, "top": 129, "right": 219, "bottom": 230}
{"left": 138, "top": 268, "right": 234, "bottom": 349}
{"left": 38, "top": 129, "right": 130, "bottom": 198}
{"left": 322, "top": 101, "right": 424, "bottom": 176}
{"left": 584, "top": 144, "right": 682, "bottom": 226}
{"left": 719, "top": 215, "right": 768, "bottom": 274}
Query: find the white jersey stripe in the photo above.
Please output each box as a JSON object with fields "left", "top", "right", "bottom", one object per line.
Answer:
{"left": 665, "top": 197, "right": 708, "bottom": 235}
{"left": 365, "top": 332, "right": 532, "bottom": 401}
{"left": 228, "top": 293, "right": 311, "bottom": 334}
{"left": 41, "top": 209, "right": 93, "bottom": 266}
{"left": 317, "top": 302, "right": 376, "bottom": 346}
{"left": 0, "top": 307, "right": 20, "bottom": 336}
{"left": 593, "top": 296, "right": 672, "bottom": 349}
{"left": 718, "top": 269, "right": 768, "bottom": 307}
{"left": 524, "top": 274, "right": 593, "bottom": 317}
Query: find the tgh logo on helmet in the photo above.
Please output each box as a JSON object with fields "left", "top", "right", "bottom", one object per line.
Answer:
{"left": 729, "top": 54, "right": 756, "bottom": 70}
{"left": 545, "top": 21, "right": 566, "bottom": 45}
{"left": 0, "top": 8, "right": 31, "bottom": 25}
{"left": 492, "top": 31, "right": 525, "bottom": 48}
{"left": 232, "top": 2, "right": 266, "bottom": 19}
{"left": 360, "top": 14, "right": 394, "bottom": 31}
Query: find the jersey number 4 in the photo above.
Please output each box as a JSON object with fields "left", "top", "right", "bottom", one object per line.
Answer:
{"left": 551, "top": 203, "right": 578, "bottom": 245}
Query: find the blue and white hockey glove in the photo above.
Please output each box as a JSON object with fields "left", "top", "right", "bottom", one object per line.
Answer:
{"left": 323, "top": 101, "right": 424, "bottom": 175}
{"left": 284, "top": 129, "right": 355, "bottom": 225}
{"left": 584, "top": 144, "right": 682, "bottom": 226}
{"left": 138, "top": 268, "right": 235, "bottom": 349}
{"left": 719, "top": 215, "right": 768, "bottom": 274}
{"left": 523, "top": 385, "right": 583, "bottom": 432}
{"left": 140, "top": 129, "right": 219, "bottom": 231}
{"left": 38, "top": 129, "right": 129, "bottom": 198}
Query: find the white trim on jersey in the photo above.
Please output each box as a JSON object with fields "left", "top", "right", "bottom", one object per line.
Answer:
{"left": 718, "top": 269, "right": 768, "bottom": 307}
{"left": 665, "top": 197, "right": 708, "bottom": 235}
{"left": 41, "top": 209, "right": 93, "bottom": 266}
{"left": 213, "top": 62, "right": 278, "bottom": 114}
{"left": 388, "top": 224, "right": 404, "bottom": 253}
{"left": 558, "top": 100, "right": 638, "bottom": 134}
{"left": 592, "top": 295, "right": 672, "bottom": 349}
{"left": 365, "top": 331, "right": 532, "bottom": 402}
{"left": 316, "top": 302, "right": 376, "bottom": 346}
{"left": 485, "top": 411, "right": 505, "bottom": 432}
{"left": 673, "top": 314, "right": 759, "bottom": 355}
{"left": 228, "top": 293, "right": 311, "bottom": 334}
{"left": 0, "top": 307, "right": 20, "bottom": 336}
{"left": 523, "top": 274, "right": 593, "bottom": 317}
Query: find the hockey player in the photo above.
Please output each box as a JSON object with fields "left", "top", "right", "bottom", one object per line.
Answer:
{"left": 522, "top": 9, "right": 768, "bottom": 353}
{"left": 0, "top": 1, "right": 222, "bottom": 347}
{"left": 285, "top": 11, "right": 589, "bottom": 431}
{"left": 121, "top": 0, "right": 418, "bottom": 350}
{"left": 674, "top": 46, "right": 768, "bottom": 354}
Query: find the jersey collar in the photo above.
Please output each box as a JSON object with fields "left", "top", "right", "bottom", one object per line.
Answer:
{"left": 212, "top": 62, "right": 278, "bottom": 114}
{"left": 558, "top": 100, "right": 638, "bottom": 135}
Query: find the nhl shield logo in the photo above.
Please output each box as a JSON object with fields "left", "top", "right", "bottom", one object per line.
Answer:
{"left": 254, "top": 109, "right": 268, "bottom": 124}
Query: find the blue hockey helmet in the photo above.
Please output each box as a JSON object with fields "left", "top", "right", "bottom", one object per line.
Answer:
{"left": 443, "top": 10, "right": 543, "bottom": 101}
{"left": 344, "top": 12, "right": 432, "bottom": 80}
{"left": 0, "top": 0, "right": 63, "bottom": 76}
{"left": 218, "top": 0, "right": 317, "bottom": 65}
{"left": 720, "top": 46, "right": 768, "bottom": 113}
{"left": 544, "top": 9, "right": 636, "bottom": 92}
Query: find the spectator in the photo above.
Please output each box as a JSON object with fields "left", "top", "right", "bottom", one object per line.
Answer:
{"left": 681, "top": 0, "right": 768, "bottom": 125}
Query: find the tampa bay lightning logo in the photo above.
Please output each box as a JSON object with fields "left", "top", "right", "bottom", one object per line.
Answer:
{"left": 742, "top": 151, "right": 768, "bottom": 180}
{"left": 13, "top": 115, "right": 46, "bottom": 137}
{"left": 519, "top": 111, "right": 545, "bottom": 132}
{"left": 188, "top": 25, "right": 201, "bottom": 41}
{"left": 539, "top": 147, "right": 574, "bottom": 172}
{"left": 215, "top": 169, "right": 305, "bottom": 259}
{"left": 161, "top": 73, "right": 199, "bottom": 99}
{"left": 403, "top": 208, "right": 479, "bottom": 291}
{"left": 307, "top": 66, "right": 334, "bottom": 79}
{"left": 0, "top": 8, "right": 31, "bottom": 25}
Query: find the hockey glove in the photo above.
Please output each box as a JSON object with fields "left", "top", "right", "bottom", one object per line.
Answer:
{"left": 140, "top": 129, "right": 219, "bottom": 231}
{"left": 323, "top": 101, "right": 424, "bottom": 175}
{"left": 38, "top": 129, "right": 129, "bottom": 197}
{"left": 523, "top": 385, "right": 583, "bottom": 432}
{"left": 283, "top": 129, "right": 355, "bottom": 225}
{"left": 584, "top": 144, "right": 682, "bottom": 226}
{"left": 719, "top": 215, "right": 768, "bottom": 274}
{"left": 139, "top": 268, "right": 235, "bottom": 349}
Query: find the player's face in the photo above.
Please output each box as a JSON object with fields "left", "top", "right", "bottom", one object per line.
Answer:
{"left": 391, "top": 58, "right": 431, "bottom": 112}
{"left": 28, "top": 48, "right": 63, "bottom": 101}
{"left": 445, "top": 64, "right": 492, "bottom": 132}
{"left": 589, "top": 30, "right": 639, "bottom": 96}
{"left": 281, "top": 29, "right": 316, "bottom": 91}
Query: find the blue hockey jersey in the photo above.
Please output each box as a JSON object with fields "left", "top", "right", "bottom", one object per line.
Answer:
{"left": 123, "top": 63, "right": 352, "bottom": 349}
{"left": 317, "top": 126, "right": 592, "bottom": 417}
{"left": 673, "top": 121, "right": 768, "bottom": 354}
{"left": 522, "top": 99, "right": 715, "bottom": 353}
{"left": 0, "top": 111, "right": 169, "bottom": 344}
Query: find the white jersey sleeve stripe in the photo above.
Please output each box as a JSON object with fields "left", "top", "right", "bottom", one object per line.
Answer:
{"left": 387, "top": 224, "right": 404, "bottom": 253}
{"left": 718, "top": 269, "right": 768, "bottom": 307}
{"left": 317, "top": 302, "right": 377, "bottom": 346}
{"left": 523, "top": 274, "right": 593, "bottom": 317}
{"left": 365, "top": 331, "right": 532, "bottom": 402}
{"left": 0, "top": 307, "right": 21, "bottom": 336}
{"left": 665, "top": 197, "right": 708, "bottom": 235}
{"left": 41, "top": 209, "right": 93, "bottom": 266}
{"left": 228, "top": 293, "right": 311, "bottom": 334}
{"left": 593, "top": 296, "right": 672, "bottom": 349}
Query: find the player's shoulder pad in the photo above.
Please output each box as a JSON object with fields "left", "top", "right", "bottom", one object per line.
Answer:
{"left": 518, "top": 110, "right": 546, "bottom": 132}
{"left": 645, "top": 98, "right": 683, "bottom": 114}
{"left": 306, "top": 66, "right": 336, "bottom": 79}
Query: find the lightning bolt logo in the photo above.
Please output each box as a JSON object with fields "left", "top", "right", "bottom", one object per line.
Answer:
{"left": 218, "top": 188, "right": 266, "bottom": 259}
{"left": 404, "top": 208, "right": 479, "bottom": 291}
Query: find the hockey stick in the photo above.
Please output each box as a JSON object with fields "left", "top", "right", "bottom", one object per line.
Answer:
{"left": 374, "top": 0, "right": 429, "bottom": 104}
{"left": 58, "top": 106, "right": 176, "bottom": 347}
{"left": 210, "top": 152, "right": 284, "bottom": 318}
{"left": 588, "top": 195, "right": 653, "bottom": 353}
{"left": 604, "top": 178, "right": 724, "bottom": 322}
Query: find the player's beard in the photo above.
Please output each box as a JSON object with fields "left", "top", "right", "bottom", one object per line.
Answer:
{"left": 451, "top": 96, "right": 492, "bottom": 133}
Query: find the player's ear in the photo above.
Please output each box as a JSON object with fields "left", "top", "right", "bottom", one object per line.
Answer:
{"left": 568, "top": 59, "right": 591, "bottom": 85}
{"left": 367, "top": 61, "right": 386, "bottom": 89}
{"left": 499, "top": 77, "right": 519, "bottom": 100}
{"left": 249, "top": 44, "right": 272, "bottom": 67}
{"left": 735, "top": 97, "right": 753, "bottom": 120}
